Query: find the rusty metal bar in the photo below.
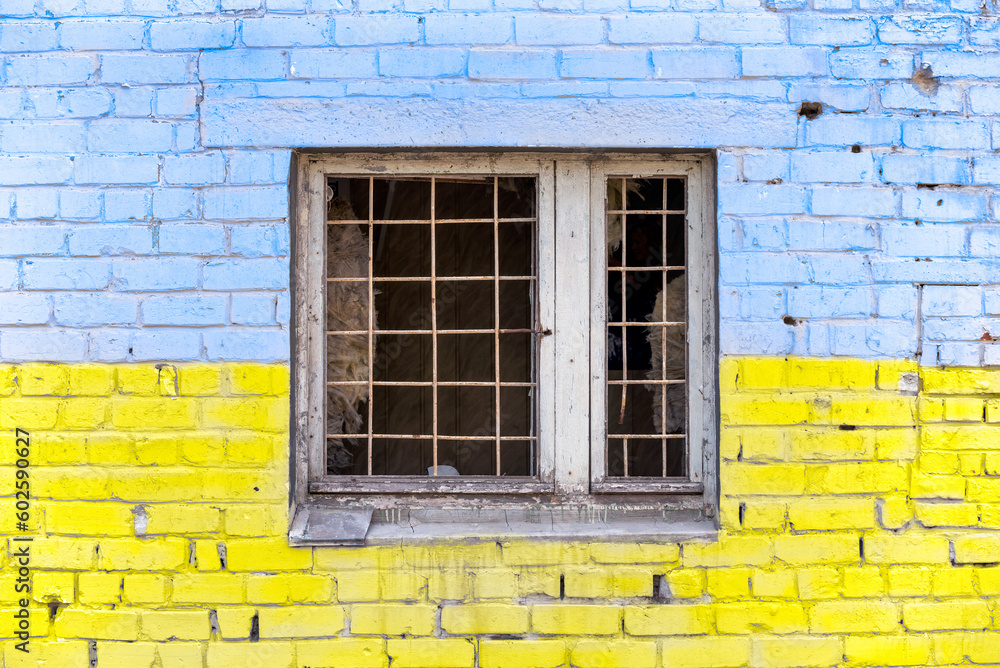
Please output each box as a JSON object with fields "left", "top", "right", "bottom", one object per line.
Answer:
{"left": 327, "top": 328, "right": 546, "bottom": 335}
{"left": 328, "top": 217, "right": 536, "bottom": 225}
{"left": 328, "top": 275, "right": 536, "bottom": 283}
{"left": 430, "top": 177, "right": 439, "bottom": 475}
{"left": 367, "top": 176, "right": 375, "bottom": 476}
{"left": 605, "top": 209, "right": 685, "bottom": 215}
{"left": 609, "top": 265, "right": 686, "bottom": 272}
{"left": 328, "top": 380, "right": 537, "bottom": 387}
{"left": 493, "top": 177, "right": 502, "bottom": 476}
{"left": 330, "top": 434, "right": 536, "bottom": 441}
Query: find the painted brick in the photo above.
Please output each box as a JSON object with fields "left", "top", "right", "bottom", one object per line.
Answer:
{"left": 202, "top": 186, "right": 288, "bottom": 220}
{"left": 334, "top": 16, "right": 420, "bottom": 45}
{"left": 791, "top": 150, "right": 877, "bottom": 183}
{"left": 425, "top": 14, "right": 512, "bottom": 45}
{"left": 0, "top": 224, "right": 66, "bottom": 255}
{"left": 515, "top": 15, "right": 603, "bottom": 45}
{"left": 200, "top": 49, "right": 287, "bottom": 81}
{"left": 698, "top": 13, "right": 786, "bottom": 43}
{"left": 142, "top": 295, "right": 228, "bottom": 325}
{"left": 23, "top": 258, "right": 112, "bottom": 290}
{"left": 289, "top": 49, "right": 378, "bottom": 79}
{"left": 379, "top": 47, "right": 468, "bottom": 77}
{"left": 607, "top": 14, "right": 697, "bottom": 44}
{"left": 0, "top": 293, "right": 51, "bottom": 325}
{"left": 901, "top": 190, "right": 988, "bottom": 222}
{"left": 241, "top": 16, "right": 331, "bottom": 47}
{"left": 789, "top": 15, "right": 874, "bottom": 45}
{"left": 75, "top": 155, "right": 159, "bottom": 185}
{"left": 0, "top": 155, "right": 73, "bottom": 186}
{"left": 204, "top": 329, "right": 288, "bottom": 360}
{"left": 742, "top": 47, "right": 829, "bottom": 77}
{"left": 1, "top": 20, "right": 59, "bottom": 52}
{"left": 7, "top": 54, "right": 95, "bottom": 85}
{"left": 112, "top": 257, "right": 201, "bottom": 291}
{"left": 878, "top": 15, "right": 962, "bottom": 44}
{"left": 59, "top": 18, "right": 145, "bottom": 50}
{"left": 468, "top": 48, "right": 558, "bottom": 79}
{"left": 100, "top": 53, "right": 191, "bottom": 84}
{"left": 652, "top": 47, "right": 739, "bottom": 79}
{"left": 881, "top": 155, "right": 970, "bottom": 185}
{"left": 902, "top": 119, "right": 991, "bottom": 150}
{"left": 881, "top": 83, "right": 963, "bottom": 113}
{"left": 560, "top": 49, "right": 649, "bottom": 79}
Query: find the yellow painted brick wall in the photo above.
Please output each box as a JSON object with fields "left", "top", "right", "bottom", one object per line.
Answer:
{"left": 2, "top": 359, "right": 1000, "bottom": 668}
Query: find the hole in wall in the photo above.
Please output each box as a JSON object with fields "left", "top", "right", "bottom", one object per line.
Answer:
{"left": 797, "top": 101, "right": 823, "bottom": 120}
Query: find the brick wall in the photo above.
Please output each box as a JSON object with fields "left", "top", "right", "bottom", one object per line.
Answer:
{"left": 2, "top": 0, "right": 999, "bottom": 666}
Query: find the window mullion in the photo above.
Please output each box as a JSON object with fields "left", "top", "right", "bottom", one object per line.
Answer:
{"left": 552, "top": 159, "right": 592, "bottom": 495}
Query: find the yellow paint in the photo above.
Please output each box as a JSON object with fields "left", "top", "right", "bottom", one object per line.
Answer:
{"left": 4, "top": 359, "right": 1000, "bottom": 666}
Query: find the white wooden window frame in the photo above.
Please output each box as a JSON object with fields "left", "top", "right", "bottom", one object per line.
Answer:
{"left": 291, "top": 152, "right": 717, "bottom": 544}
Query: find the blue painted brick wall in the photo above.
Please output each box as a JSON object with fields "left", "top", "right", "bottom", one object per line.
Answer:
{"left": 0, "top": 0, "right": 997, "bottom": 364}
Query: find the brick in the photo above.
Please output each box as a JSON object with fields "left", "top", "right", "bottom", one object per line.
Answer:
{"left": 742, "top": 47, "right": 829, "bottom": 77}
{"left": 69, "top": 225, "right": 153, "bottom": 256}
{"left": 4, "top": 640, "right": 89, "bottom": 668}
{"left": 0, "top": 156, "right": 72, "bottom": 186}
{"left": 903, "top": 118, "right": 991, "bottom": 150}
{"left": 809, "top": 600, "right": 899, "bottom": 633}
{"left": 206, "top": 642, "right": 294, "bottom": 668}
{"left": 531, "top": 605, "right": 619, "bottom": 635}
{"left": 755, "top": 636, "right": 842, "bottom": 668}
{"left": 698, "top": 13, "right": 785, "bottom": 43}
{"left": 866, "top": 535, "right": 950, "bottom": 564}
{"left": 0, "top": 293, "right": 50, "bottom": 325}
{"left": 878, "top": 15, "right": 962, "bottom": 44}
{"left": 142, "top": 295, "right": 227, "bottom": 326}
{"left": 386, "top": 638, "right": 474, "bottom": 668}
{"left": 295, "top": 639, "right": 387, "bottom": 668}
{"left": 60, "top": 18, "right": 145, "bottom": 49}
{"left": 334, "top": 16, "right": 420, "bottom": 45}
{"left": 479, "top": 640, "right": 566, "bottom": 668}
{"left": 953, "top": 534, "right": 1000, "bottom": 564}
{"left": 570, "top": 641, "right": 656, "bottom": 668}
{"left": 240, "top": 16, "right": 331, "bottom": 48}
{"left": 141, "top": 610, "right": 211, "bottom": 640}
{"left": 715, "top": 602, "right": 806, "bottom": 634}
{"left": 774, "top": 534, "right": 859, "bottom": 565}
{"left": 661, "top": 637, "right": 750, "bottom": 668}
{"left": 515, "top": 14, "right": 602, "bottom": 45}
{"left": 468, "top": 48, "right": 558, "bottom": 79}
{"left": 122, "top": 574, "right": 166, "bottom": 604}
{"left": 7, "top": 54, "right": 94, "bottom": 85}
{"left": 790, "top": 15, "right": 873, "bottom": 45}
{"left": 441, "top": 604, "right": 528, "bottom": 635}
{"left": 258, "top": 606, "right": 344, "bottom": 638}
{"left": 75, "top": 155, "right": 159, "bottom": 185}
{"left": 829, "top": 47, "right": 913, "bottom": 79}
{"left": 625, "top": 604, "right": 714, "bottom": 635}
{"left": 173, "top": 574, "right": 245, "bottom": 604}
{"left": 55, "top": 610, "right": 139, "bottom": 641}
{"left": 200, "top": 49, "right": 286, "bottom": 80}
{"left": 290, "top": 49, "right": 378, "bottom": 78}
{"left": 425, "top": 14, "right": 512, "bottom": 45}
{"left": 902, "top": 190, "right": 987, "bottom": 222}
{"left": 101, "top": 53, "right": 191, "bottom": 84}
{"left": 881, "top": 83, "right": 963, "bottom": 113}
{"left": 903, "top": 600, "right": 990, "bottom": 631}
{"left": 608, "top": 14, "right": 697, "bottom": 44}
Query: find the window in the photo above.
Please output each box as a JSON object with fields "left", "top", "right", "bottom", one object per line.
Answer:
{"left": 291, "top": 153, "right": 716, "bottom": 543}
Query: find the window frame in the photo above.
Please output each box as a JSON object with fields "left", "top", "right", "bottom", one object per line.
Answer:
{"left": 291, "top": 151, "right": 717, "bottom": 538}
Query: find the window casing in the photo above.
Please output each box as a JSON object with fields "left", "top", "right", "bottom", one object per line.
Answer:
{"left": 291, "top": 152, "right": 716, "bottom": 543}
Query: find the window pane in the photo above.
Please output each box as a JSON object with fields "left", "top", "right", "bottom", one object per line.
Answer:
{"left": 325, "top": 174, "right": 538, "bottom": 478}
{"left": 606, "top": 176, "right": 687, "bottom": 478}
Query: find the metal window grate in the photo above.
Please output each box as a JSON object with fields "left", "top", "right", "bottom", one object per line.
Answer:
{"left": 324, "top": 175, "right": 539, "bottom": 478}
{"left": 606, "top": 176, "right": 687, "bottom": 478}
